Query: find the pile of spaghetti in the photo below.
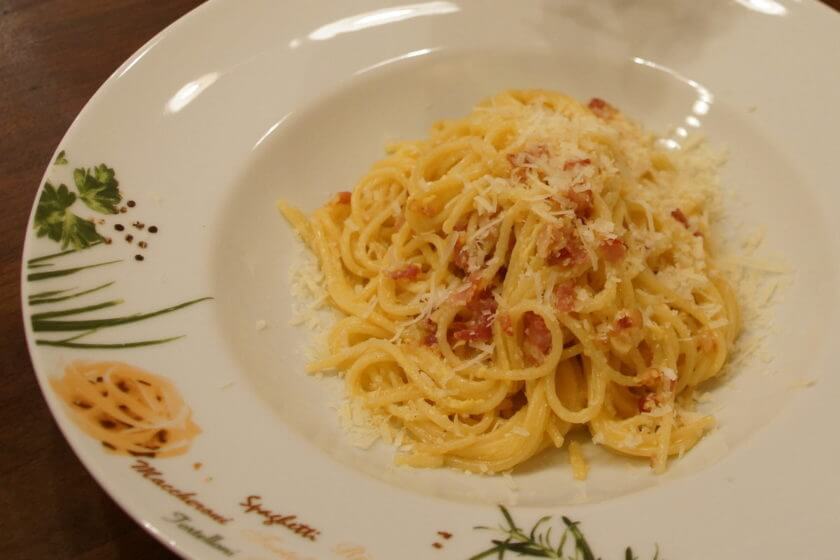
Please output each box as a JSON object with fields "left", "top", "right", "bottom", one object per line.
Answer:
{"left": 280, "top": 90, "right": 739, "bottom": 477}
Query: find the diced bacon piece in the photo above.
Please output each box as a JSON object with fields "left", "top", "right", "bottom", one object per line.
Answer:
{"left": 588, "top": 98, "right": 607, "bottom": 110}
{"left": 554, "top": 281, "right": 576, "bottom": 313}
{"left": 638, "top": 367, "right": 662, "bottom": 390}
{"left": 507, "top": 144, "right": 549, "bottom": 182}
{"left": 609, "top": 309, "right": 643, "bottom": 354}
{"left": 546, "top": 227, "right": 588, "bottom": 267}
{"left": 639, "top": 394, "right": 657, "bottom": 413}
{"left": 450, "top": 286, "right": 474, "bottom": 307}
{"left": 588, "top": 98, "right": 617, "bottom": 119}
{"left": 388, "top": 264, "right": 422, "bottom": 280}
{"left": 453, "top": 238, "right": 471, "bottom": 273}
{"left": 498, "top": 313, "right": 514, "bottom": 336}
{"left": 450, "top": 321, "right": 493, "bottom": 343}
{"left": 637, "top": 368, "right": 676, "bottom": 391}
{"left": 599, "top": 238, "right": 626, "bottom": 263}
{"left": 449, "top": 273, "right": 483, "bottom": 306}
{"left": 452, "top": 220, "right": 500, "bottom": 274}
{"left": 639, "top": 374, "right": 677, "bottom": 412}
{"left": 612, "top": 308, "right": 642, "bottom": 332}
{"left": 563, "top": 158, "right": 591, "bottom": 171}
{"left": 466, "top": 289, "right": 498, "bottom": 317}
{"left": 422, "top": 318, "right": 437, "bottom": 346}
{"left": 335, "top": 191, "right": 352, "bottom": 204}
{"left": 566, "top": 187, "right": 594, "bottom": 220}
{"left": 636, "top": 368, "right": 678, "bottom": 412}
{"left": 448, "top": 287, "right": 497, "bottom": 344}
{"left": 547, "top": 246, "right": 573, "bottom": 266}
{"left": 523, "top": 312, "right": 552, "bottom": 355}
{"left": 671, "top": 208, "right": 689, "bottom": 227}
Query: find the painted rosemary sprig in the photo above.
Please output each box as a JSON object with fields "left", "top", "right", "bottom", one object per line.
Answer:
{"left": 469, "top": 506, "right": 660, "bottom": 560}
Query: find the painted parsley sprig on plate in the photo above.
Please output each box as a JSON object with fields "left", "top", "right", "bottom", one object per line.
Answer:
{"left": 34, "top": 182, "right": 103, "bottom": 249}
{"left": 469, "top": 506, "right": 661, "bottom": 560}
{"left": 74, "top": 164, "right": 121, "bottom": 214}
{"left": 33, "top": 154, "right": 122, "bottom": 250}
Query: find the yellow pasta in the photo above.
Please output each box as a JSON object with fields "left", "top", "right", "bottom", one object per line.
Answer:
{"left": 280, "top": 90, "right": 739, "bottom": 476}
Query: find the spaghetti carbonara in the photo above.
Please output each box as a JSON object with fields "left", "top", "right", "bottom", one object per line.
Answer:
{"left": 280, "top": 90, "right": 739, "bottom": 477}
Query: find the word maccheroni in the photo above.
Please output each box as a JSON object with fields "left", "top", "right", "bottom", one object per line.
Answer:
{"left": 131, "top": 459, "right": 232, "bottom": 525}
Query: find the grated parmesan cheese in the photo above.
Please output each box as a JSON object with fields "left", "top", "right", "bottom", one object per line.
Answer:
{"left": 661, "top": 367, "right": 677, "bottom": 382}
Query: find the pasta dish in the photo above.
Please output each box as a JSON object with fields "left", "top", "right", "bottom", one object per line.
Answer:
{"left": 279, "top": 90, "right": 739, "bottom": 477}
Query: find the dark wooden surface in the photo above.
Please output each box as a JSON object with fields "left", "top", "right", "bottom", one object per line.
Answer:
{"left": 1, "top": 0, "right": 838, "bottom": 558}
{"left": 1, "top": 2, "right": 205, "bottom": 558}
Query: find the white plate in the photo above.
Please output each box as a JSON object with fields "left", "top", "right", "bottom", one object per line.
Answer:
{"left": 22, "top": 1, "right": 840, "bottom": 558}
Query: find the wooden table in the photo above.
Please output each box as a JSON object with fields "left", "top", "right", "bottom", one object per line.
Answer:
{"left": 1, "top": 1, "right": 838, "bottom": 558}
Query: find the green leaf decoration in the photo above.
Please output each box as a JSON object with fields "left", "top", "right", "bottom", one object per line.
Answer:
{"left": 33, "top": 182, "right": 105, "bottom": 249}
{"left": 561, "top": 516, "right": 596, "bottom": 560}
{"left": 470, "top": 506, "right": 662, "bottom": 560}
{"left": 34, "top": 182, "right": 77, "bottom": 243}
{"left": 61, "top": 212, "right": 104, "bottom": 249}
{"left": 74, "top": 164, "right": 122, "bottom": 214}
{"left": 26, "top": 161, "right": 212, "bottom": 350}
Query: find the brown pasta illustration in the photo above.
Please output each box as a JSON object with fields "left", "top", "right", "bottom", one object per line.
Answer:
{"left": 51, "top": 361, "right": 200, "bottom": 458}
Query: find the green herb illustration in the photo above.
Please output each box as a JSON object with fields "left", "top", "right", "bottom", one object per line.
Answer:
{"left": 28, "top": 152, "right": 211, "bottom": 349}
{"left": 469, "top": 506, "right": 660, "bottom": 560}
{"left": 74, "top": 164, "right": 122, "bottom": 214}
{"left": 34, "top": 154, "right": 122, "bottom": 249}
{"left": 34, "top": 182, "right": 104, "bottom": 249}
{"left": 26, "top": 248, "right": 211, "bottom": 349}
{"left": 27, "top": 258, "right": 119, "bottom": 282}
